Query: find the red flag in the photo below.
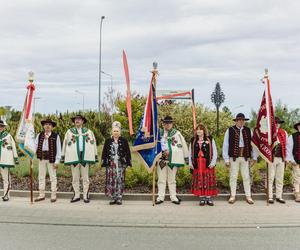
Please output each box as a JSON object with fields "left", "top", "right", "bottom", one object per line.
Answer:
{"left": 122, "top": 50, "right": 133, "bottom": 135}
{"left": 251, "top": 73, "right": 277, "bottom": 163}
{"left": 25, "top": 82, "right": 35, "bottom": 120}
{"left": 156, "top": 89, "right": 197, "bottom": 130}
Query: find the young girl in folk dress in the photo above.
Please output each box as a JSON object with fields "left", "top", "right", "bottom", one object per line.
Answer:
{"left": 189, "top": 124, "right": 218, "bottom": 206}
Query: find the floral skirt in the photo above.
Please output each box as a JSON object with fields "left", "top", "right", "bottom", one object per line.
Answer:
{"left": 191, "top": 157, "right": 218, "bottom": 197}
{"left": 105, "top": 161, "right": 126, "bottom": 199}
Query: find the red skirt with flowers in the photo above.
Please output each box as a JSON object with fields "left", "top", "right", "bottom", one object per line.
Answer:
{"left": 191, "top": 151, "right": 218, "bottom": 197}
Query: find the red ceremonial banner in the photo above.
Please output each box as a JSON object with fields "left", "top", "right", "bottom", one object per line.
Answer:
{"left": 251, "top": 77, "right": 277, "bottom": 163}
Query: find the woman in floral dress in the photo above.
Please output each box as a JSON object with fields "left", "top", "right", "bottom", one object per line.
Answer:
{"left": 101, "top": 121, "right": 131, "bottom": 205}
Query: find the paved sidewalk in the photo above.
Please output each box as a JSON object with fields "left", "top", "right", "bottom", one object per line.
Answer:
{"left": 0, "top": 197, "right": 300, "bottom": 228}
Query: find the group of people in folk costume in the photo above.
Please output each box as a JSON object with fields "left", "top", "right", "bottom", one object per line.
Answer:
{"left": 0, "top": 112, "right": 300, "bottom": 205}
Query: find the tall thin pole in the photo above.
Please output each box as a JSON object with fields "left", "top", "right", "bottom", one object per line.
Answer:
{"left": 266, "top": 162, "right": 269, "bottom": 205}
{"left": 98, "top": 16, "right": 105, "bottom": 118}
{"left": 30, "top": 157, "right": 33, "bottom": 204}
{"left": 151, "top": 62, "right": 158, "bottom": 206}
{"left": 101, "top": 70, "right": 114, "bottom": 122}
{"left": 75, "top": 90, "right": 85, "bottom": 111}
{"left": 216, "top": 107, "right": 220, "bottom": 136}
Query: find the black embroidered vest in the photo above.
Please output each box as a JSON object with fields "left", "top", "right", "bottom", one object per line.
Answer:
{"left": 36, "top": 132, "right": 58, "bottom": 163}
{"left": 292, "top": 132, "right": 300, "bottom": 164}
{"left": 191, "top": 136, "right": 213, "bottom": 168}
{"left": 228, "top": 126, "right": 252, "bottom": 160}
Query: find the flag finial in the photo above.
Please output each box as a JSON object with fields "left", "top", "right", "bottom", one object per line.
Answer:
{"left": 153, "top": 61, "right": 158, "bottom": 70}
{"left": 264, "top": 68, "right": 269, "bottom": 78}
{"left": 28, "top": 71, "right": 34, "bottom": 82}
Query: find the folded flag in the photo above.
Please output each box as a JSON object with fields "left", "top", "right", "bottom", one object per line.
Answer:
{"left": 16, "top": 72, "right": 36, "bottom": 159}
{"left": 133, "top": 65, "right": 161, "bottom": 173}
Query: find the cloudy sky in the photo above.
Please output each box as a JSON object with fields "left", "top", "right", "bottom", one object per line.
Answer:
{"left": 0, "top": 0, "right": 299, "bottom": 116}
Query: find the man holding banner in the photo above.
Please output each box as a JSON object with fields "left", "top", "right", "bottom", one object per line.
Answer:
{"left": 156, "top": 116, "right": 189, "bottom": 205}
{"left": 267, "top": 117, "right": 288, "bottom": 204}
{"left": 0, "top": 120, "right": 19, "bottom": 201}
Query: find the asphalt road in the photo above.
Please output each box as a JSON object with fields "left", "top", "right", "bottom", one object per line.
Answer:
{"left": 0, "top": 223, "right": 299, "bottom": 250}
{"left": 0, "top": 197, "right": 300, "bottom": 250}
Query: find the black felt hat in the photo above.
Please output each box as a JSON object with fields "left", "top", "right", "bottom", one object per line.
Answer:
{"left": 41, "top": 118, "right": 57, "bottom": 127}
{"left": 71, "top": 114, "right": 87, "bottom": 124}
{"left": 162, "top": 116, "right": 174, "bottom": 123}
{"left": 294, "top": 122, "right": 300, "bottom": 130}
{"left": 233, "top": 113, "right": 249, "bottom": 121}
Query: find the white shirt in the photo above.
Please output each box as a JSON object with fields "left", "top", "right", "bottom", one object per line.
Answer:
{"left": 161, "top": 130, "right": 169, "bottom": 152}
{"left": 222, "top": 126, "right": 257, "bottom": 163}
{"left": 77, "top": 128, "right": 84, "bottom": 152}
{"left": 35, "top": 132, "right": 62, "bottom": 164}
{"left": 287, "top": 134, "right": 296, "bottom": 163}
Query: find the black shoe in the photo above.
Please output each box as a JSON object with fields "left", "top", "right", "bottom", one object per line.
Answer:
{"left": 83, "top": 198, "right": 90, "bottom": 203}
{"left": 70, "top": 197, "right": 80, "bottom": 203}
{"left": 34, "top": 197, "right": 45, "bottom": 202}
{"left": 176, "top": 196, "right": 182, "bottom": 202}
{"left": 268, "top": 199, "right": 274, "bottom": 204}
{"left": 116, "top": 199, "right": 122, "bottom": 205}
{"left": 2, "top": 196, "right": 9, "bottom": 202}
{"left": 155, "top": 200, "right": 164, "bottom": 205}
{"left": 206, "top": 197, "right": 214, "bottom": 206}
{"left": 172, "top": 200, "right": 180, "bottom": 205}
{"left": 276, "top": 198, "right": 286, "bottom": 204}
{"left": 199, "top": 197, "right": 206, "bottom": 206}
{"left": 109, "top": 199, "right": 117, "bottom": 205}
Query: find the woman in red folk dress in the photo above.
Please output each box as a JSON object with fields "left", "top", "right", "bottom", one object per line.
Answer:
{"left": 189, "top": 124, "right": 218, "bottom": 206}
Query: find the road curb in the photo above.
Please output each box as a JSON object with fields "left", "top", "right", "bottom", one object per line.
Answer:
{"left": 7, "top": 190, "right": 295, "bottom": 201}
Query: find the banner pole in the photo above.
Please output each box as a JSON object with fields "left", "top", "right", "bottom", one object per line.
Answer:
{"left": 152, "top": 164, "right": 156, "bottom": 206}
{"left": 29, "top": 158, "right": 33, "bottom": 204}
{"left": 266, "top": 162, "right": 269, "bottom": 206}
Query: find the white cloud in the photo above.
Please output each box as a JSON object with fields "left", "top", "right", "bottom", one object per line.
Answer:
{"left": 0, "top": 0, "right": 299, "bottom": 116}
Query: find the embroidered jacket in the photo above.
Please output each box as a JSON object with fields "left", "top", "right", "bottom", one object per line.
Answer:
{"left": 61, "top": 127, "right": 98, "bottom": 166}
{"left": 160, "top": 128, "right": 189, "bottom": 168}
{"left": 0, "top": 131, "right": 18, "bottom": 168}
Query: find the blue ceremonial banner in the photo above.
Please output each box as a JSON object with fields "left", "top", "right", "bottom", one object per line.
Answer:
{"left": 133, "top": 69, "right": 162, "bottom": 173}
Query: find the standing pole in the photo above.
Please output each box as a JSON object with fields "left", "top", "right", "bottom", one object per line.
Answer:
{"left": 82, "top": 94, "right": 85, "bottom": 111}
{"left": 216, "top": 107, "right": 220, "bottom": 136}
{"left": 30, "top": 158, "right": 33, "bottom": 204}
{"left": 266, "top": 162, "right": 269, "bottom": 205}
{"left": 98, "top": 16, "right": 105, "bottom": 119}
{"left": 152, "top": 164, "right": 156, "bottom": 206}
{"left": 151, "top": 62, "right": 159, "bottom": 206}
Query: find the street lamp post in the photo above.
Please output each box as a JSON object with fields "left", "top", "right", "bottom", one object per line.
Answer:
{"left": 101, "top": 70, "right": 114, "bottom": 122}
{"left": 232, "top": 104, "right": 245, "bottom": 113}
{"left": 75, "top": 90, "right": 85, "bottom": 111}
{"left": 98, "top": 16, "right": 105, "bottom": 116}
{"left": 211, "top": 82, "right": 225, "bottom": 136}
{"left": 33, "top": 97, "right": 41, "bottom": 115}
